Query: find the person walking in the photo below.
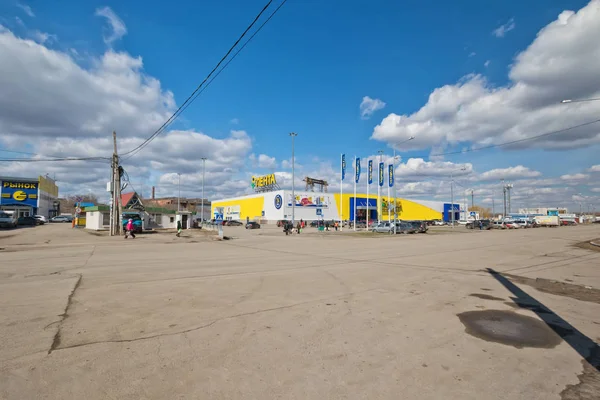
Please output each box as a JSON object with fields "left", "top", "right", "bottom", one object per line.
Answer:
{"left": 124, "top": 218, "right": 136, "bottom": 239}
{"left": 176, "top": 220, "right": 182, "bottom": 237}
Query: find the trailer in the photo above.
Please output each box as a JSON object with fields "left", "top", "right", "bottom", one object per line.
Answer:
{"left": 534, "top": 215, "right": 560, "bottom": 227}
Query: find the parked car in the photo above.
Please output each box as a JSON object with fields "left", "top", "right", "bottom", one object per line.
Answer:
{"left": 0, "top": 211, "right": 18, "bottom": 229}
{"left": 371, "top": 222, "right": 392, "bottom": 233}
{"left": 407, "top": 220, "right": 428, "bottom": 233}
{"left": 18, "top": 216, "right": 38, "bottom": 226}
{"left": 246, "top": 221, "right": 260, "bottom": 229}
{"left": 227, "top": 220, "right": 243, "bottom": 226}
{"left": 466, "top": 220, "right": 491, "bottom": 230}
{"left": 396, "top": 221, "right": 416, "bottom": 234}
{"left": 50, "top": 215, "right": 71, "bottom": 223}
{"left": 491, "top": 221, "right": 506, "bottom": 229}
{"left": 561, "top": 220, "right": 577, "bottom": 226}
{"left": 33, "top": 215, "right": 48, "bottom": 224}
{"left": 504, "top": 221, "right": 521, "bottom": 229}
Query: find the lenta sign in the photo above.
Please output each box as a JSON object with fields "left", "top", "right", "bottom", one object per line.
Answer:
{"left": 251, "top": 174, "right": 278, "bottom": 192}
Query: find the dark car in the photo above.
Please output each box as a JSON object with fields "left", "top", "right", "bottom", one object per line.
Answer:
{"left": 18, "top": 216, "right": 38, "bottom": 226}
{"left": 466, "top": 219, "right": 492, "bottom": 230}
{"left": 227, "top": 220, "right": 243, "bottom": 226}
{"left": 245, "top": 221, "right": 260, "bottom": 229}
{"left": 407, "top": 220, "right": 428, "bottom": 233}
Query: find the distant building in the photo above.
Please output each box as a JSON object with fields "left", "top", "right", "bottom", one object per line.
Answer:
{"left": 0, "top": 175, "right": 59, "bottom": 218}
{"left": 518, "top": 207, "right": 568, "bottom": 216}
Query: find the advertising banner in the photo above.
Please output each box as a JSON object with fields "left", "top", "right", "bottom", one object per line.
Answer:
{"left": 379, "top": 162, "right": 384, "bottom": 187}
{"left": 368, "top": 160, "right": 373, "bottom": 184}
{"left": 287, "top": 193, "right": 331, "bottom": 208}
{"left": 388, "top": 164, "right": 394, "bottom": 187}
{"left": 355, "top": 158, "right": 361, "bottom": 183}
{"left": 1, "top": 180, "right": 38, "bottom": 207}
{"left": 341, "top": 154, "right": 346, "bottom": 181}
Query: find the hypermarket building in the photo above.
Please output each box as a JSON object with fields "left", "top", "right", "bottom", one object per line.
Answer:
{"left": 211, "top": 173, "right": 458, "bottom": 223}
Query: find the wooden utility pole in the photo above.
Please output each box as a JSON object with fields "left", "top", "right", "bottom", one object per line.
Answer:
{"left": 110, "top": 131, "right": 123, "bottom": 236}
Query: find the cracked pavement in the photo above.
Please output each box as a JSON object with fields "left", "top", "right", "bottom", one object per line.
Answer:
{"left": 1, "top": 223, "right": 599, "bottom": 399}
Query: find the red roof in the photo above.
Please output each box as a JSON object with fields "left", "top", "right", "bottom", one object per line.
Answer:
{"left": 121, "top": 192, "right": 135, "bottom": 207}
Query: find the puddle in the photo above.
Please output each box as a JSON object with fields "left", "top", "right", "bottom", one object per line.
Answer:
{"left": 470, "top": 293, "right": 504, "bottom": 301}
{"left": 457, "top": 310, "right": 562, "bottom": 349}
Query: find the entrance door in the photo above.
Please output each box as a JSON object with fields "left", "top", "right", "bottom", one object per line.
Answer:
{"left": 182, "top": 214, "right": 188, "bottom": 229}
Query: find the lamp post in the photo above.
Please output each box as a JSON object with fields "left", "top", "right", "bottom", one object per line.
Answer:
{"left": 450, "top": 166, "right": 467, "bottom": 228}
{"left": 201, "top": 157, "right": 207, "bottom": 223}
{"left": 177, "top": 173, "right": 181, "bottom": 212}
{"left": 289, "top": 132, "right": 297, "bottom": 227}
{"left": 392, "top": 136, "right": 414, "bottom": 234}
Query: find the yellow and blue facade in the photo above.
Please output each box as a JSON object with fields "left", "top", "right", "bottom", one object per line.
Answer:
{"left": 212, "top": 190, "right": 444, "bottom": 223}
{"left": 0, "top": 176, "right": 59, "bottom": 218}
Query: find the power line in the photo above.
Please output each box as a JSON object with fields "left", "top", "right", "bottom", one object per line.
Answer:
{"left": 0, "top": 156, "right": 110, "bottom": 163}
{"left": 121, "top": 0, "right": 284, "bottom": 160}
{"left": 425, "top": 118, "right": 600, "bottom": 158}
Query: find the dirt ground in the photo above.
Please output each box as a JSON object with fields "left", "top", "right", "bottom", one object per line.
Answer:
{"left": 1, "top": 223, "right": 599, "bottom": 399}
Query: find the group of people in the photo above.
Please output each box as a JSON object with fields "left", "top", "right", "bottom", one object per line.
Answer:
{"left": 283, "top": 219, "right": 305, "bottom": 235}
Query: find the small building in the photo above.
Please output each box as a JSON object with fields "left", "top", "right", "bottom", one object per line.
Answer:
{"left": 0, "top": 175, "right": 59, "bottom": 218}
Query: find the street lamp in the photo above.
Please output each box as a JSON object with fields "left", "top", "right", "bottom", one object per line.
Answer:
{"left": 392, "top": 136, "right": 415, "bottom": 234}
{"left": 450, "top": 166, "right": 467, "bottom": 228}
{"left": 289, "top": 132, "right": 297, "bottom": 227}
{"left": 201, "top": 157, "right": 207, "bottom": 224}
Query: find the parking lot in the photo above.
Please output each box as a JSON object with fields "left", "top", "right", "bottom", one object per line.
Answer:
{"left": 1, "top": 223, "right": 599, "bottom": 399}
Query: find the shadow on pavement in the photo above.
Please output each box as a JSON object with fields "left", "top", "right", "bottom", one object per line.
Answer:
{"left": 487, "top": 268, "right": 599, "bottom": 372}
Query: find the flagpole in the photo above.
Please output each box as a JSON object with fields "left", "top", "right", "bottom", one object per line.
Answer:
{"left": 354, "top": 155, "right": 357, "bottom": 231}
{"left": 366, "top": 161, "right": 370, "bottom": 230}
{"left": 340, "top": 153, "right": 343, "bottom": 232}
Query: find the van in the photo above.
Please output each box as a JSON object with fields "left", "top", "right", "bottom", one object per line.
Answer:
{"left": 0, "top": 211, "right": 18, "bottom": 229}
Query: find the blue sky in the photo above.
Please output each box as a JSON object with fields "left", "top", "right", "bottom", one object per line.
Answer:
{"left": 0, "top": 0, "right": 599, "bottom": 209}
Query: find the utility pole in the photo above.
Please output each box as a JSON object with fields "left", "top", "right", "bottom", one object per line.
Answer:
{"left": 201, "top": 158, "right": 207, "bottom": 223}
{"left": 289, "top": 132, "right": 297, "bottom": 227}
{"left": 471, "top": 190, "right": 474, "bottom": 210}
{"left": 111, "top": 131, "right": 122, "bottom": 236}
{"left": 502, "top": 180, "right": 507, "bottom": 218}
{"left": 450, "top": 170, "right": 454, "bottom": 228}
{"left": 507, "top": 184, "right": 513, "bottom": 214}
{"left": 177, "top": 173, "right": 181, "bottom": 212}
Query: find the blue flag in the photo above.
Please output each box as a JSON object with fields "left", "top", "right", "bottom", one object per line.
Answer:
{"left": 341, "top": 154, "right": 346, "bottom": 181}
{"left": 355, "top": 158, "right": 361, "bottom": 183}
{"left": 388, "top": 164, "right": 394, "bottom": 187}
{"left": 379, "top": 162, "right": 384, "bottom": 187}
{"left": 368, "top": 160, "right": 373, "bottom": 184}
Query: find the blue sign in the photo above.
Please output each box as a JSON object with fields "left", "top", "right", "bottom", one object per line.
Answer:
{"left": 355, "top": 158, "right": 361, "bottom": 183}
{"left": 316, "top": 208, "right": 322, "bottom": 216}
{"left": 341, "top": 154, "right": 346, "bottom": 181}
{"left": 470, "top": 211, "right": 476, "bottom": 217}
{"left": 274, "top": 194, "right": 282, "bottom": 209}
{"left": 368, "top": 160, "right": 373, "bottom": 184}
{"left": 1, "top": 180, "right": 38, "bottom": 208}
{"left": 379, "top": 163, "right": 384, "bottom": 187}
{"left": 215, "top": 213, "right": 223, "bottom": 222}
{"left": 388, "top": 164, "right": 394, "bottom": 187}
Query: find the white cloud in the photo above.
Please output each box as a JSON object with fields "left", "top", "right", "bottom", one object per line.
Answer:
{"left": 469, "top": 52, "right": 476, "bottom": 57}
{"left": 396, "top": 158, "right": 473, "bottom": 178}
{"left": 95, "top": 6, "right": 127, "bottom": 45}
{"left": 360, "top": 96, "right": 386, "bottom": 119}
{"left": 590, "top": 188, "right": 600, "bottom": 192}
{"left": 30, "top": 30, "right": 57, "bottom": 44}
{"left": 560, "top": 173, "right": 590, "bottom": 180}
{"left": 479, "top": 166, "right": 542, "bottom": 181}
{"left": 589, "top": 164, "right": 600, "bottom": 172}
{"left": 257, "top": 154, "right": 277, "bottom": 169}
{"left": 492, "top": 17, "right": 515, "bottom": 38}
{"left": 17, "top": 3, "right": 35, "bottom": 18}
{"left": 372, "top": 1, "right": 600, "bottom": 151}
{"left": 230, "top": 118, "right": 240, "bottom": 125}
{"left": 484, "top": 60, "right": 491, "bottom": 68}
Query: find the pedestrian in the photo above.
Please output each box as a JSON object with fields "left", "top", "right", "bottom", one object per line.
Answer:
{"left": 124, "top": 218, "right": 136, "bottom": 239}
{"left": 297, "top": 222, "right": 301, "bottom": 234}
{"left": 479, "top": 220, "right": 483, "bottom": 230}
{"left": 176, "top": 220, "right": 182, "bottom": 237}
{"left": 335, "top": 221, "right": 338, "bottom": 231}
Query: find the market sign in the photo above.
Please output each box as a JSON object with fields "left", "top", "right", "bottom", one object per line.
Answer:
{"left": 251, "top": 174, "right": 279, "bottom": 192}
{"left": 1, "top": 180, "right": 38, "bottom": 207}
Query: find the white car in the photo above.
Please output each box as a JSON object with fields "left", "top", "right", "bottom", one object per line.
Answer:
{"left": 34, "top": 215, "right": 48, "bottom": 224}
